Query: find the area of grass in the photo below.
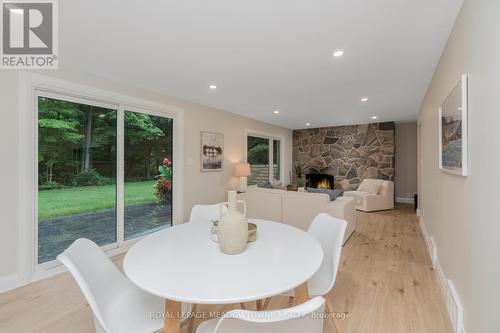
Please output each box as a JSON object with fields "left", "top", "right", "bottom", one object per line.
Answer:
{"left": 38, "top": 180, "right": 158, "bottom": 220}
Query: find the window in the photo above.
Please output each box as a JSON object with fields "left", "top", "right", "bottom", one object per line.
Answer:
{"left": 36, "top": 93, "right": 176, "bottom": 265}
{"left": 247, "top": 134, "right": 282, "bottom": 185}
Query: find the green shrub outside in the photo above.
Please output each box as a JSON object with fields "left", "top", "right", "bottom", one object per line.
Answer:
{"left": 72, "top": 169, "right": 113, "bottom": 187}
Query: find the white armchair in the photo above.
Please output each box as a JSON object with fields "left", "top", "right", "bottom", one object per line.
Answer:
{"left": 344, "top": 179, "right": 394, "bottom": 212}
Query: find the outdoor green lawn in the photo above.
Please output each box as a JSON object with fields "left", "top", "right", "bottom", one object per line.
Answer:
{"left": 38, "top": 181, "right": 158, "bottom": 220}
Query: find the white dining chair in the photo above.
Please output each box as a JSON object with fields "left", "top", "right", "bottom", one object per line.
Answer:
{"left": 262, "top": 213, "right": 346, "bottom": 332}
{"left": 300, "top": 213, "right": 347, "bottom": 332}
{"left": 196, "top": 296, "right": 326, "bottom": 333}
{"left": 57, "top": 238, "right": 191, "bottom": 333}
{"left": 189, "top": 203, "right": 228, "bottom": 224}
{"left": 306, "top": 213, "right": 346, "bottom": 298}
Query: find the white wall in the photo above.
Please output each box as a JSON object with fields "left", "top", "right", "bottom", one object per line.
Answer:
{"left": 395, "top": 122, "right": 417, "bottom": 200}
{"left": 0, "top": 68, "right": 292, "bottom": 288}
{"left": 0, "top": 72, "right": 19, "bottom": 280}
{"left": 418, "top": 1, "right": 500, "bottom": 332}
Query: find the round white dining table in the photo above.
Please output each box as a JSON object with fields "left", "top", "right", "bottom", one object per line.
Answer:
{"left": 123, "top": 219, "right": 323, "bottom": 333}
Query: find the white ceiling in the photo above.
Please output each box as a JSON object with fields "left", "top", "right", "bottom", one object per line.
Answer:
{"left": 60, "top": 0, "right": 463, "bottom": 129}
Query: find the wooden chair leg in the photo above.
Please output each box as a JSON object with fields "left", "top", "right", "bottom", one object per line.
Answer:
{"left": 294, "top": 283, "right": 309, "bottom": 305}
{"left": 262, "top": 297, "right": 272, "bottom": 310}
{"left": 325, "top": 297, "right": 342, "bottom": 333}
{"left": 240, "top": 302, "right": 247, "bottom": 310}
{"left": 187, "top": 304, "right": 197, "bottom": 333}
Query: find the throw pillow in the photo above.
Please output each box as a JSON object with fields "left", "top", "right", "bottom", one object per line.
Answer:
{"left": 306, "top": 188, "right": 339, "bottom": 201}
{"left": 257, "top": 180, "right": 273, "bottom": 189}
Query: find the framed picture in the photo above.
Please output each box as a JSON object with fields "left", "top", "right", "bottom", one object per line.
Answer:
{"left": 201, "top": 131, "right": 224, "bottom": 171}
{"left": 439, "top": 74, "right": 468, "bottom": 176}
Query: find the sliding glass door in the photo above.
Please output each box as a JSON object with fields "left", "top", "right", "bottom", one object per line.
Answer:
{"left": 37, "top": 96, "right": 117, "bottom": 264}
{"left": 247, "top": 134, "right": 282, "bottom": 185}
{"left": 124, "top": 111, "right": 173, "bottom": 239}
{"left": 37, "top": 93, "right": 175, "bottom": 265}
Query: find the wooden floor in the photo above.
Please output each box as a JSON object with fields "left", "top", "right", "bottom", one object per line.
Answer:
{"left": 0, "top": 204, "right": 452, "bottom": 333}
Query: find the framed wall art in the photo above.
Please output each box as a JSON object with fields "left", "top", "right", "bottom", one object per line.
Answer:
{"left": 201, "top": 131, "right": 224, "bottom": 171}
{"left": 439, "top": 74, "right": 468, "bottom": 176}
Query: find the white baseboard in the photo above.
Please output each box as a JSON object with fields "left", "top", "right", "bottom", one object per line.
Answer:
{"left": 0, "top": 273, "right": 22, "bottom": 294}
{"left": 419, "top": 217, "right": 465, "bottom": 333}
{"left": 419, "top": 216, "right": 432, "bottom": 258}
{"left": 396, "top": 197, "right": 414, "bottom": 204}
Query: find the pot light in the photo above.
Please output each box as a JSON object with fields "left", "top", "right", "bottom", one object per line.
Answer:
{"left": 361, "top": 97, "right": 369, "bottom": 102}
{"left": 209, "top": 84, "right": 217, "bottom": 90}
{"left": 333, "top": 50, "right": 344, "bottom": 57}
{"left": 273, "top": 110, "right": 280, "bottom": 114}
{"left": 371, "top": 116, "right": 378, "bottom": 120}
{"left": 305, "top": 122, "right": 311, "bottom": 126}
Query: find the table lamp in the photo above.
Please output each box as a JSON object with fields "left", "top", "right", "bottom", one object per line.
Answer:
{"left": 234, "top": 163, "right": 251, "bottom": 192}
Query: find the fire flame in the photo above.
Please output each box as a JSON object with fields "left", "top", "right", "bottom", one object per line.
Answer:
{"left": 317, "top": 178, "right": 331, "bottom": 189}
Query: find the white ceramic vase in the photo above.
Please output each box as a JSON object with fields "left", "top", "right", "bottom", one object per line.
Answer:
{"left": 217, "top": 191, "right": 248, "bottom": 255}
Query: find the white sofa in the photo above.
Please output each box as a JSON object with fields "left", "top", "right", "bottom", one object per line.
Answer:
{"left": 344, "top": 179, "right": 394, "bottom": 212}
{"left": 238, "top": 187, "right": 356, "bottom": 244}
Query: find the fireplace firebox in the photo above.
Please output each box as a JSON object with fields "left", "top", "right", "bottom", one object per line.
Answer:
{"left": 306, "top": 174, "right": 334, "bottom": 189}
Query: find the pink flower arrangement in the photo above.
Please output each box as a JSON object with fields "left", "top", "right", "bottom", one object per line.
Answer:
{"left": 156, "top": 156, "right": 173, "bottom": 203}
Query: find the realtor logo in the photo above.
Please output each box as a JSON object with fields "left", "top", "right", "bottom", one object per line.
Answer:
{"left": 1, "top": 0, "right": 58, "bottom": 69}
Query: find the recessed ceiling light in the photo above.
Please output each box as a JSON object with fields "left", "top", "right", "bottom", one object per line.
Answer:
{"left": 273, "top": 110, "right": 280, "bottom": 114}
{"left": 305, "top": 122, "right": 311, "bottom": 126}
{"left": 209, "top": 84, "right": 217, "bottom": 90}
{"left": 361, "top": 97, "right": 369, "bottom": 102}
{"left": 333, "top": 50, "right": 344, "bottom": 57}
{"left": 371, "top": 116, "right": 378, "bottom": 120}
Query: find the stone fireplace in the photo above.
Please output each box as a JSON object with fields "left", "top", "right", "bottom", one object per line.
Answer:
{"left": 293, "top": 122, "right": 395, "bottom": 192}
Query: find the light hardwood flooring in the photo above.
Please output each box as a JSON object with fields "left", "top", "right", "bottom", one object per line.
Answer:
{"left": 0, "top": 204, "right": 452, "bottom": 333}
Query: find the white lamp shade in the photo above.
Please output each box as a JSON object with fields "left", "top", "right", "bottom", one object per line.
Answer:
{"left": 234, "top": 163, "right": 251, "bottom": 177}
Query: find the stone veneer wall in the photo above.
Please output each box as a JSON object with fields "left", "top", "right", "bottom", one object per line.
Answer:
{"left": 292, "top": 122, "right": 395, "bottom": 192}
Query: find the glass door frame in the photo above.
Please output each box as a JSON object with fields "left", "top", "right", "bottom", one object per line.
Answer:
{"left": 19, "top": 72, "right": 184, "bottom": 282}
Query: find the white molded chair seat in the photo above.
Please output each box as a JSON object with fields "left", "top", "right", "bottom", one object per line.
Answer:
{"left": 189, "top": 203, "right": 228, "bottom": 224}
{"left": 196, "top": 297, "right": 325, "bottom": 333}
{"left": 304, "top": 213, "right": 347, "bottom": 297}
{"left": 283, "top": 213, "right": 347, "bottom": 298}
{"left": 58, "top": 238, "right": 190, "bottom": 333}
{"left": 279, "top": 213, "right": 346, "bottom": 333}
